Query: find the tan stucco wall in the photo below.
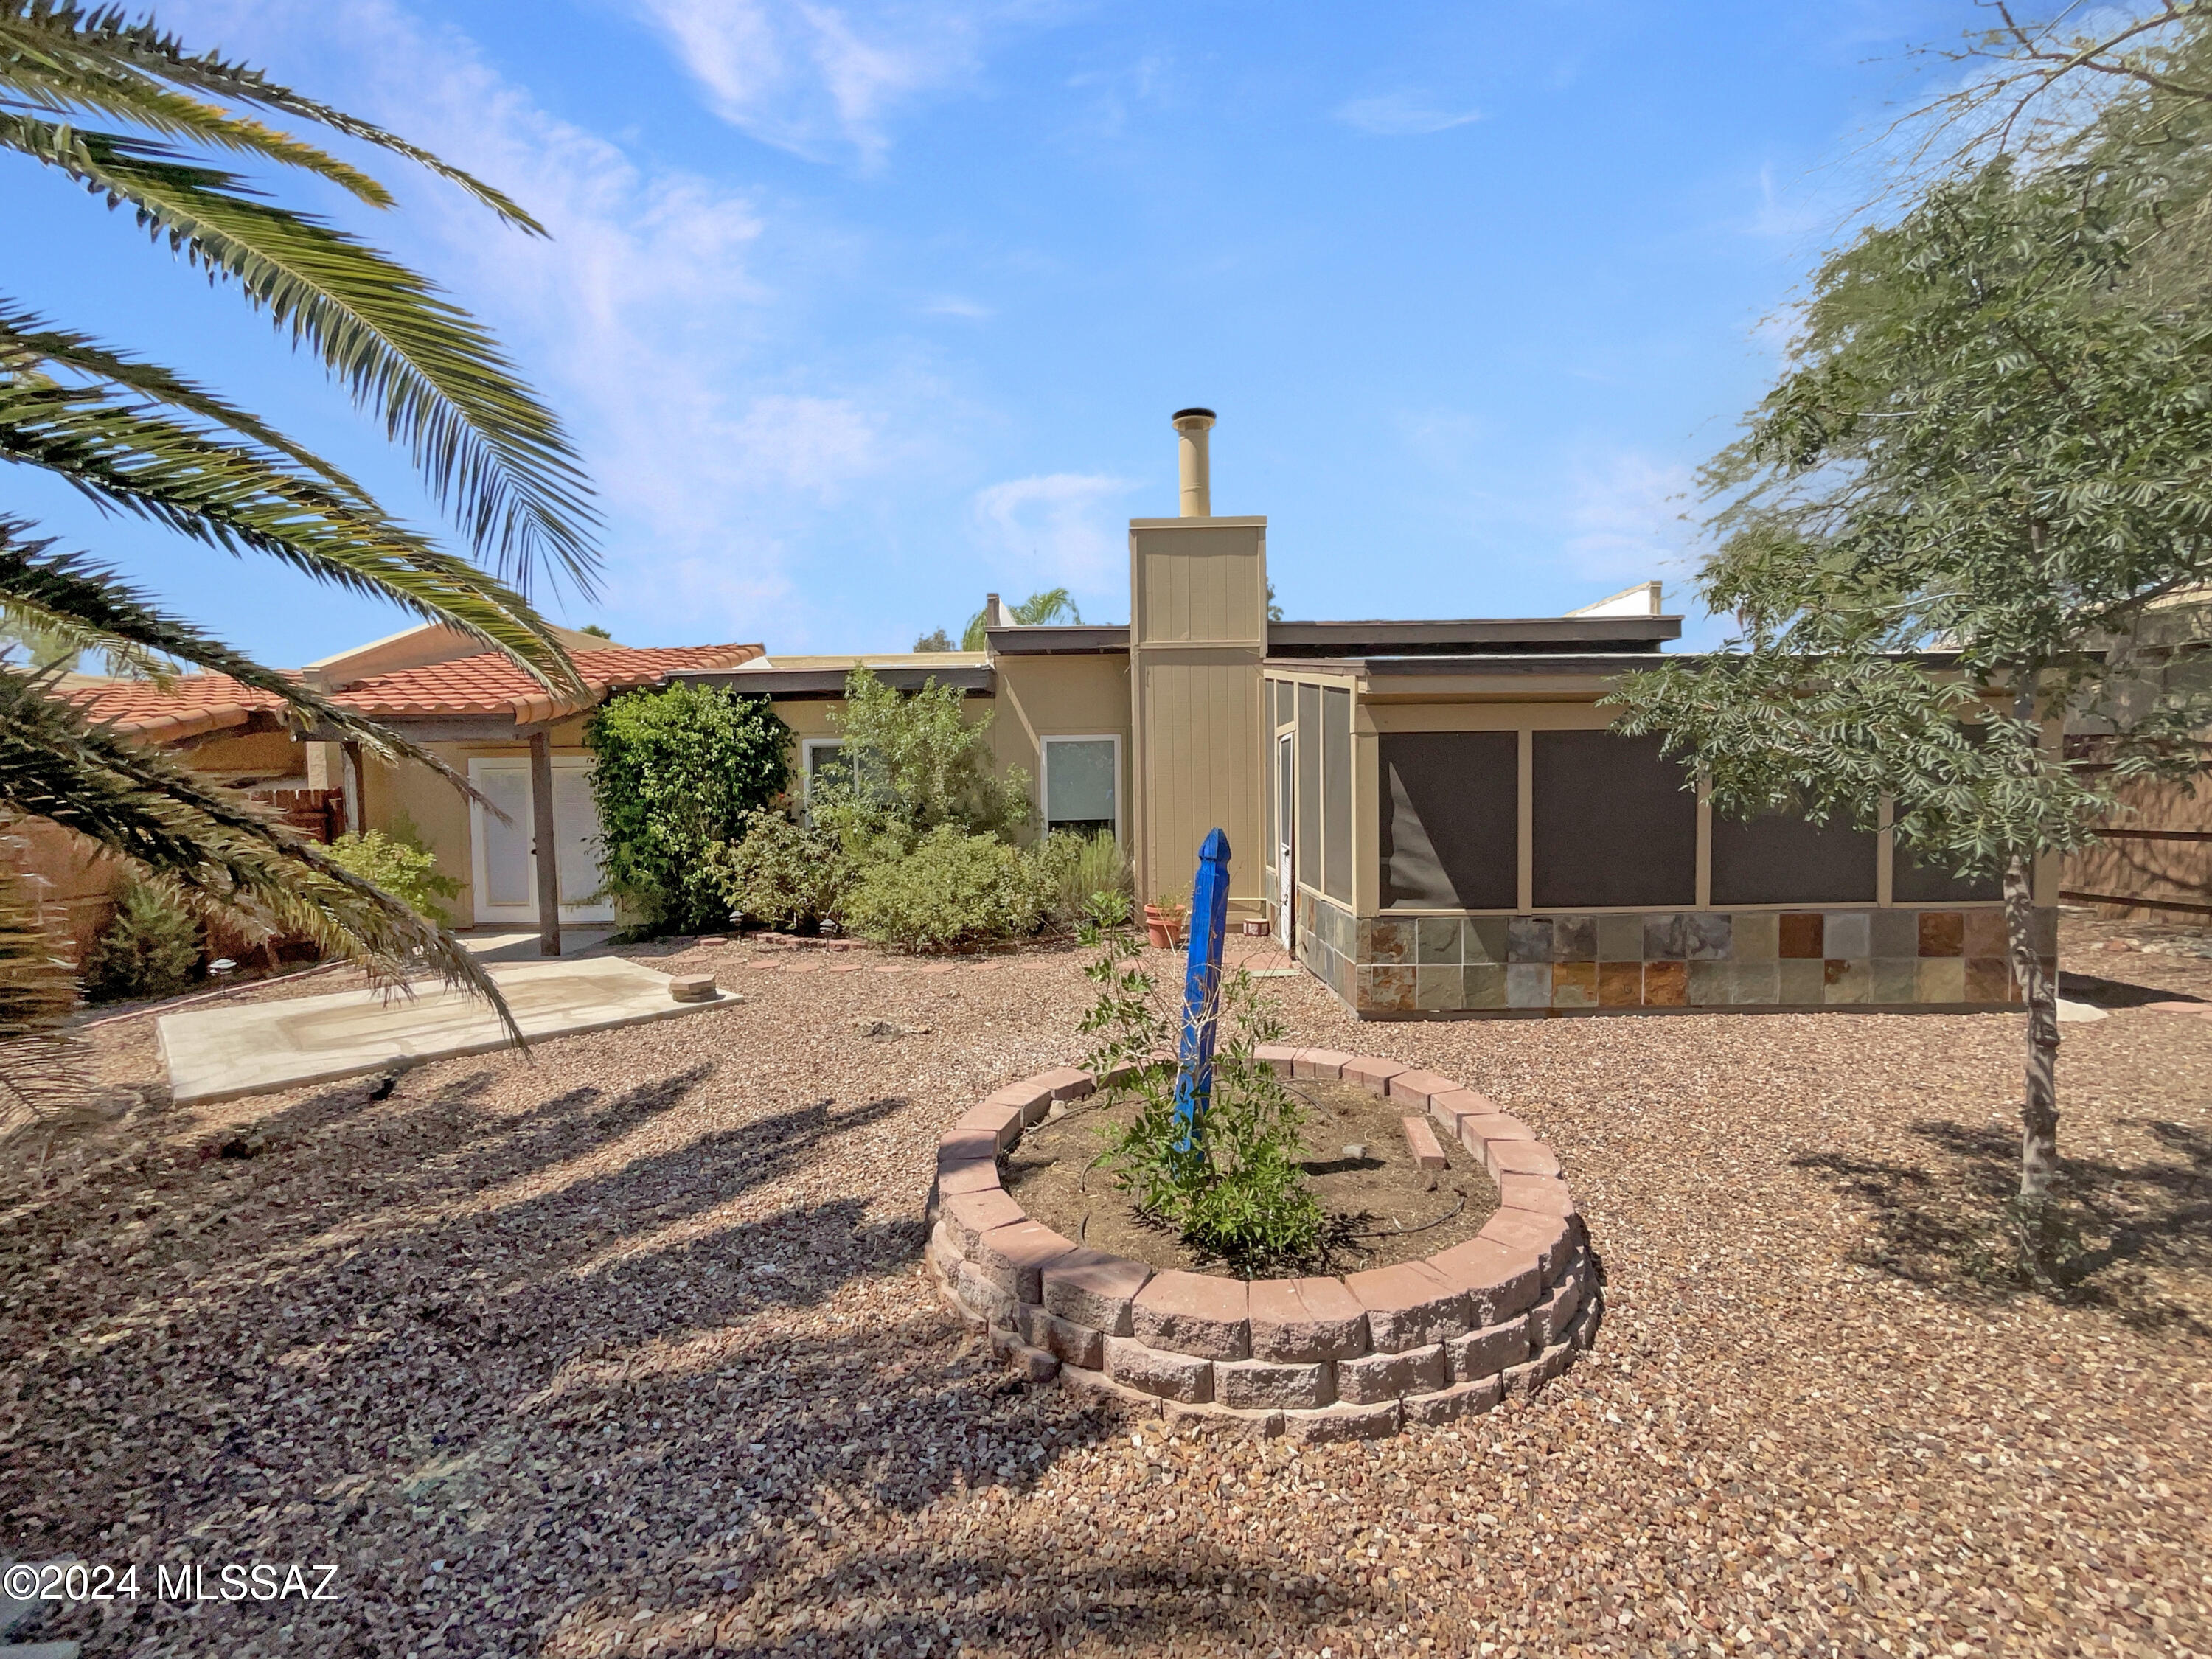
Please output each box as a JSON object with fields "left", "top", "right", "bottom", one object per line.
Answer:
{"left": 990, "top": 655, "right": 1133, "bottom": 841}
{"left": 182, "top": 729, "right": 302, "bottom": 782}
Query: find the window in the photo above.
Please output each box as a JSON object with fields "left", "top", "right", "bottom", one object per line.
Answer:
{"left": 800, "top": 738, "right": 849, "bottom": 823}
{"left": 1042, "top": 735, "right": 1119, "bottom": 837}
{"left": 1531, "top": 730, "right": 1697, "bottom": 908}
{"left": 1380, "top": 731, "right": 1518, "bottom": 909}
{"left": 1710, "top": 809, "right": 1878, "bottom": 905}
{"left": 1322, "top": 686, "right": 1352, "bottom": 903}
{"left": 1892, "top": 848, "right": 2003, "bottom": 902}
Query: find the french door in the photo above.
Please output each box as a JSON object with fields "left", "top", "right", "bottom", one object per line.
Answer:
{"left": 467, "top": 756, "right": 615, "bottom": 925}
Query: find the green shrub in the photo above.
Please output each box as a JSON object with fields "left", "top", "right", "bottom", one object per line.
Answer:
{"left": 820, "top": 668, "right": 1029, "bottom": 840}
{"left": 1033, "top": 829, "right": 1131, "bottom": 928}
{"left": 843, "top": 826, "right": 1048, "bottom": 951}
{"left": 1080, "top": 931, "right": 1323, "bottom": 1268}
{"left": 84, "top": 877, "right": 202, "bottom": 1004}
{"left": 706, "top": 807, "right": 853, "bottom": 933}
{"left": 586, "top": 684, "right": 791, "bottom": 935}
{"left": 323, "top": 816, "right": 461, "bottom": 924}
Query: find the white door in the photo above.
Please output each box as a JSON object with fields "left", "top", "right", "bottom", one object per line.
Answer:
{"left": 1276, "top": 732, "right": 1295, "bottom": 949}
{"left": 468, "top": 757, "right": 615, "bottom": 925}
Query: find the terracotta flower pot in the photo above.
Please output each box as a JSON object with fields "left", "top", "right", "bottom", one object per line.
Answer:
{"left": 1144, "top": 904, "right": 1186, "bottom": 950}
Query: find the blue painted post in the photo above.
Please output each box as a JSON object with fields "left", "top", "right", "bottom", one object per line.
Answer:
{"left": 1172, "top": 828, "right": 1233, "bottom": 1154}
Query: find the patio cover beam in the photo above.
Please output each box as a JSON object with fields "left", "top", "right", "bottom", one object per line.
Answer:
{"left": 529, "top": 729, "right": 561, "bottom": 958}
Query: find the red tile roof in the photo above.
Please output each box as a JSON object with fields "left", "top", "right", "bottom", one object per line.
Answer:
{"left": 60, "top": 675, "right": 290, "bottom": 742}
{"left": 330, "top": 643, "right": 765, "bottom": 723}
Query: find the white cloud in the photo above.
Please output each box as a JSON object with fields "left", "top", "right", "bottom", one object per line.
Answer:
{"left": 970, "top": 473, "right": 1135, "bottom": 596}
{"left": 1334, "top": 93, "right": 1481, "bottom": 137}
{"left": 920, "top": 295, "right": 993, "bottom": 319}
{"left": 630, "top": 0, "right": 1029, "bottom": 166}
{"left": 167, "top": 0, "right": 968, "bottom": 649}
{"left": 1561, "top": 451, "right": 1700, "bottom": 588}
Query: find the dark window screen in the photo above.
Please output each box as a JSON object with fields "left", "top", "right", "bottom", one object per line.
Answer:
{"left": 1273, "top": 678, "right": 1293, "bottom": 728}
{"left": 1322, "top": 686, "right": 1352, "bottom": 902}
{"left": 1892, "top": 848, "right": 2003, "bottom": 903}
{"left": 1531, "top": 730, "right": 1696, "bottom": 908}
{"left": 1295, "top": 683, "right": 1319, "bottom": 888}
{"left": 1710, "top": 810, "right": 1878, "bottom": 905}
{"left": 1380, "top": 732, "right": 1517, "bottom": 909}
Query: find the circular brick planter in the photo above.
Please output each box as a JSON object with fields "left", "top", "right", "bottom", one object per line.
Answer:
{"left": 924, "top": 1044, "right": 1599, "bottom": 1442}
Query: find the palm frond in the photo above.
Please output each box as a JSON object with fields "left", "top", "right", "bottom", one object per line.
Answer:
{"left": 0, "top": 852, "right": 82, "bottom": 1138}
{"left": 0, "top": 113, "right": 597, "bottom": 597}
{"left": 0, "top": 667, "right": 520, "bottom": 1037}
{"left": 0, "top": 1, "right": 545, "bottom": 231}
{"left": 1, "top": 60, "right": 395, "bottom": 205}
{"left": 0, "top": 516, "right": 519, "bottom": 799}
{"left": 1, "top": 298, "right": 369, "bottom": 500}
{"left": 0, "top": 373, "right": 587, "bottom": 698}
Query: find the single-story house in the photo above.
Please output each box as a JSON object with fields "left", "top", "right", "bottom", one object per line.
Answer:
{"left": 678, "top": 409, "right": 2055, "bottom": 1018}
{"left": 302, "top": 625, "right": 762, "bottom": 942}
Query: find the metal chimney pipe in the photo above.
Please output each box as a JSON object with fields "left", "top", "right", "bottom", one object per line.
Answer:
{"left": 1172, "top": 408, "right": 1217, "bottom": 518}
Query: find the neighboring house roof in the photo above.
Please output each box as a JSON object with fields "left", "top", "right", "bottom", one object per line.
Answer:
{"left": 58, "top": 673, "right": 291, "bottom": 742}
{"left": 330, "top": 643, "right": 765, "bottom": 723}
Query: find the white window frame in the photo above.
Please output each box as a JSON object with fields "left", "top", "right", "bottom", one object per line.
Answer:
{"left": 1039, "top": 733, "right": 1122, "bottom": 841}
{"left": 800, "top": 737, "right": 845, "bottom": 821}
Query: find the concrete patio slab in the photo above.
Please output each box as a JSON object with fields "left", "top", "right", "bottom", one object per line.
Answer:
{"left": 158, "top": 959, "right": 740, "bottom": 1106}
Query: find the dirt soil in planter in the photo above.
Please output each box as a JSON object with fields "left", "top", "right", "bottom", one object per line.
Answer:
{"left": 1002, "top": 1077, "right": 1499, "bottom": 1276}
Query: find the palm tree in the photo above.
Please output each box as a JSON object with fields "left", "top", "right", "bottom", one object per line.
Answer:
{"left": 0, "top": 3, "right": 601, "bottom": 1081}
{"left": 959, "top": 587, "right": 1082, "bottom": 650}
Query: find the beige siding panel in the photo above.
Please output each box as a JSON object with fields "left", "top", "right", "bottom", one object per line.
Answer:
{"left": 1138, "top": 656, "right": 1264, "bottom": 902}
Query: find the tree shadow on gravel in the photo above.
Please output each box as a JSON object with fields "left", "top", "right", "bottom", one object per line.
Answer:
{"left": 2, "top": 1060, "right": 1391, "bottom": 1658}
{"left": 1792, "top": 1116, "right": 2212, "bottom": 1333}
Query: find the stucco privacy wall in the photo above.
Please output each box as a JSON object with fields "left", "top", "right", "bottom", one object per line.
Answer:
{"left": 1129, "top": 518, "right": 1269, "bottom": 917}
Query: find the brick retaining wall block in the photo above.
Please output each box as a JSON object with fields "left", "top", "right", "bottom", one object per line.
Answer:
{"left": 925, "top": 1054, "right": 1596, "bottom": 1439}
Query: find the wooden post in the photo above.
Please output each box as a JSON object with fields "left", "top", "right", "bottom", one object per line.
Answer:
{"left": 1172, "top": 828, "right": 1232, "bottom": 1154}
{"left": 529, "top": 729, "right": 561, "bottom": 958}
{"left": 341, "top": 740, "right": 365, "bottom": 835}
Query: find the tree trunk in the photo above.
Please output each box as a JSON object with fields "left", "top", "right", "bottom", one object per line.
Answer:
{"left": 2004, "top": 852, "right": 2059, "bottom": 1208}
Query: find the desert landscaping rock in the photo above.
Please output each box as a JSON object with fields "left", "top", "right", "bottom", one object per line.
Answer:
{"left": 7, "top": 922, "right": 2208, "bottom": 1657}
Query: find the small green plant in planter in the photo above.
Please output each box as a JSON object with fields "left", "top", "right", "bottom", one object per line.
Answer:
{"left": 1079, "top": 929, "right": 1322, "bottom": 1268}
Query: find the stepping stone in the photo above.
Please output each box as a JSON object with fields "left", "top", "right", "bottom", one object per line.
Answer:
{"left": 917, "top": 964, "right": 956, "bottom": 977}
{"left": 827, "top": 963, "right": 863, "bottom": 974}
{"left": 782, "top": 961, "right": 818, "bottom": 974}
{"left": 2140, "top": 1000, "right": 2208, "bottom": 1012}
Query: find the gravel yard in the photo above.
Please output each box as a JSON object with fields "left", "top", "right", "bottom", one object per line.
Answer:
{"left": 4, "top": 922, "right": 2208, "bottom": 1657}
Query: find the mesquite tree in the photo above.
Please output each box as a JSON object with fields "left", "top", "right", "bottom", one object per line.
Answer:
{"left": 1607, "top": 156, "right": 2212, "bottom": 1241}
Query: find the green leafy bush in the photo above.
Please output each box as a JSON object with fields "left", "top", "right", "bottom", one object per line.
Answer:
{"left": 843, "top": 826, "right": 1048, "bottom": 951}
{"left": 706, "top": 807, "right": 855, "bottom": 933}
{"left": 84, "top": 877, "right": 202, "bottom": 1004}
{"left": 1033, "top": 829, "right": 1131, "bottom": 928}
{"left": 323, "top": 816, "right": 462, "bottom": 924}
{"left": 586, "top": 684, "right": 791, "bottom": 935}
{"left": 1079, "top": 932, "right": 1322, "bottom": 1267}
{"left": 819, "top": 667, "right": 1028, "bottom": 840}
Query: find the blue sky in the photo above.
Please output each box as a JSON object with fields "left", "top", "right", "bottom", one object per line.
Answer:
{"left": 8, "top": 0, "right": 1969, "bottom": 664}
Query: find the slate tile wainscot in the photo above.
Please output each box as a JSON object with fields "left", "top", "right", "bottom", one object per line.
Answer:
{"left": 923, "top": 1054, "right": 1599, "bottom": 1442}
{"left": 1295, "top": 898, "right": 2059, "bottom": 1018}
